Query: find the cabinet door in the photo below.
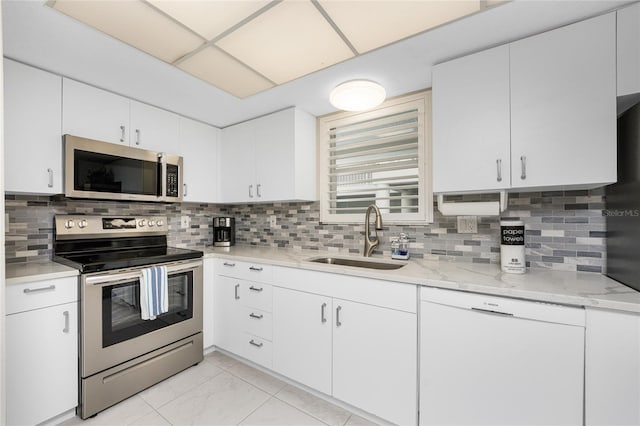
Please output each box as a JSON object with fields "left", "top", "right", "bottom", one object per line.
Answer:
{"left": 510, "top": 13, "right": 616, "bottom": 189}
{"left": 130, "top": 100, "right": 180, "bottom": 152}
{"left": 6, "top": 301, "right": 78, "bottom": 426}
{"left": 4, "top": 59, "right": 63, "bottom": 194}
{"left": 203, "top": 259, "right": 215, "bottom": 349}
{"left": 272, "top": 287, "right": 332, "bottom": 395}
{"left": 432, "top": 45, "right": 511, "bottom": 193}
{"left": 585, "top": 308, "right": 640, "bottom": 426}
{"left": 179, "top": 118, "right": 219, "bottom": 203}
{"left": 617, "top": 2, "right": 640, "bottom": 97}
{"left": 254, "top": 109, "right": 294, "bottom": 201}
{"left": 212, "top": 275, "right": 242, "bottom": 353}
{"left": 62, "top": 78, "right": 130, "bottom": 145}
{"left": 333, "top": 299, "right": 417, "bottom": 426}
{"left": 219, "top": 122, "right": 255, "bottom": 202}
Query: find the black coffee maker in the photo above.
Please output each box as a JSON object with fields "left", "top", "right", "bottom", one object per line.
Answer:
{"left": 213, "top": 217, "right": 235, "bottom": 247}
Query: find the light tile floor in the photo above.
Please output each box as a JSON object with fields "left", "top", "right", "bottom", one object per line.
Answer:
{"left": 60, "top": 351, "right": 378, "bottom": 426}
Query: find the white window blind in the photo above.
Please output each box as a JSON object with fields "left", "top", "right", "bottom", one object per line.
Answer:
{"left": 319, "top": 92, "right": 432, "bottom": 224}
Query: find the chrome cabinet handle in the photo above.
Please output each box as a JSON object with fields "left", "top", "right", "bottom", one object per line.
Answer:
{"left": 63, "top": 311, "right": 70, "bottom": 333}
{"left": 249, "top": 286, "right": 263, "bottom": 292}
{"left": 321, "top": 302, "right": 327, "bottom": 324}
{"left": 249, "top": 313, "right": 263, "bottom": 319}
{"left": 135, "top": 129, "right": 141, "bottom": 145}
{"left": 249, "top": 184, "right": 254, "bottom": 198}
{"left": 234, "top": 283, "right": 240, "bottom": 300}
{"left": 249, "top": 266, "right": 263, "bottom": 272}
{"left": 336, "top": 305, "right": 342, "bottom": 327}
{"left": 520, "top": 155, "right": 527, "bottom": 180}
{"left": 23, "top": 285, "right": 56, "bottom": 294}
{"left": 249, "top": 339, "right": 263, "bottom": 348}
{"left": 183, "top": 183, "right": 188, "bottom": 197}
{"left": 256, "top": 184, "right": 262, "bottom": 198}
{"left": 120, "top": 125, "right": 126, "bottom": 143}
{"left": 47, "top": 168, "right": 54, "bottom": 188}
{"left": 223, "top": 262, "right": 236, "bottom": 267}
{"left": 496, "top": 159, "right": 502, "bottom": 182}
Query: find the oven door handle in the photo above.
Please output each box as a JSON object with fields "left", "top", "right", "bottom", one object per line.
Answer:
{"left": 85, "top": 261, "right": 201, "bottom": 286}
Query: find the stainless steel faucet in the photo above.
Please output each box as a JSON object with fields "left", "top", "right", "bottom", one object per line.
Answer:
{"left": 364, "top": 204, "right": 383, "bottom": 257}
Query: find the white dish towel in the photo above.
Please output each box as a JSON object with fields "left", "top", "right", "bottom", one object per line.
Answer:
{"left": 140, "top": 265, "right": 169, "bottom": 320}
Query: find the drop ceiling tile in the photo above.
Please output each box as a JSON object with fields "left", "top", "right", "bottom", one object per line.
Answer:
{"left": 51, "top": 0, "right": 204, "bottom": 63}
{"left": 148, "top": 0, "right": 271, "bottom": 41}
{"left": 318, "top": 0, "right": 482, "bottom": 53}
{"left": 178, "top": 46, "right": 274, "bottom": 98}
{"left": 216, "top": 1, "right": 354, "bottom": 85}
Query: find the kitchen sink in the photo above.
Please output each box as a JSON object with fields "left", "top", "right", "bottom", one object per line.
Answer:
{"left": 306, "top": 256, "right": 406, "bottom": 270}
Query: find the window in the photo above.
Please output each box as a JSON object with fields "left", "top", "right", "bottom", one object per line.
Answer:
{"left": 318, "top": 91, "right": 432, "bottom": 224}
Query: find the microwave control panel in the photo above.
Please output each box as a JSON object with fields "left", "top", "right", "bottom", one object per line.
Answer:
{"left": 166, "top": 164, "right": 179, "bottom": 198}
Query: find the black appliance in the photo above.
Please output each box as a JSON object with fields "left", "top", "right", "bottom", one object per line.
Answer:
{"left": 605, "top": 102, "right": 640, "bottom": 293}
{"left": 53, "top": 215, "right": 204, "bottom": 419}
{"left": 213, "top": 216, "right": 235, "bottom": 247}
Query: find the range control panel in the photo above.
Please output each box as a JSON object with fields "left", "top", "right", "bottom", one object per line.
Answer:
{"left": 55, "top": 215, "right": 168, "bottom": 239}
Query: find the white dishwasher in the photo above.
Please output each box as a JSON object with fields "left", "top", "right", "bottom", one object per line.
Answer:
{"left": 419, "top": 286, "right": 585, "bottom": 426}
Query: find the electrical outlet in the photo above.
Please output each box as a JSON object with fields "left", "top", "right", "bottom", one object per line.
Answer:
{"left": 180, "top": 215, "right": 190, "bottom": 229}
{"left": 269, "top": 215, "right": 277, "bottom": 227}
{"left": 457, "top": 216, "right": 478, "bottom": 233}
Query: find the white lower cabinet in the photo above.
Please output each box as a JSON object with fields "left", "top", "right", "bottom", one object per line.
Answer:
{"left": 6, "top": 277, "right": 79, "bottom": 426}
{"left": 332, "top": 298, "right": 417, "bottom": 426}
{"left": 271, "top": 267, "right": 418, "bottom": 426}
{"left": 272, "top": 288, "right": 333, "bottom": 395}
{"left": 213, "top": 261, "right": 273, "bottom": 368}
{"left": 585, "top": 307, "right": 640, "bottom": 426}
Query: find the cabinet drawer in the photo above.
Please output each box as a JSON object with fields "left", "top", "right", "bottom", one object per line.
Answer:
{"left": 239, "top": 307, "right": 272, "bottom": 341}
{"left": 240, "top": 281, "right": 272, "bottom": 312}
{"left": 240, "top": 334, "right": 272, "bottom": 368}
{"left": 216, "top": 259, "right": 273, "bottom": 283}
{"left": 7, "top": 277, "right": 78, "bottom": 315}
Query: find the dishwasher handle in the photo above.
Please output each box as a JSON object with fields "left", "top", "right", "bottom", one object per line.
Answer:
{"left": 471, "top": 307, "right": 514, "bottom": 317}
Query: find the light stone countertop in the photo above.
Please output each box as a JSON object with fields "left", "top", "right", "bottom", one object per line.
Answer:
{"left": 5, "top": 261, "right": 79, "bottom": 285}
{"left": 197, "top": 245, "right": 640, "bottom": 314}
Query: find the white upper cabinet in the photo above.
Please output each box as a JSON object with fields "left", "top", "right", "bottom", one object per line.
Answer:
{"left": 617, "top": 2, "right": 640, "bottom": 97}
{"left": 63, "top": 79, "right": 181, "bottom": 152}
{"left": 220, "top": 107, "right": 317, "bottom": 203}
{"left": 179, "top": 117, "right": 220, "bottom": 203}
{"left": 129, "top": 100, "right": 180, "bottom": 153}
{"left": 432, "top": 45, "right": 511, "bottom": 193}
{"left": 510, "top": 12, "right": 616, "bottom": 189}
{"left": 62, "top": 78, "right": 131, "bottom": 145}
{"left": 432, "top": 13, "right": 616, "bottom": 194}
{"left": 4, "top": 59, "right": 63, "bottom": 195}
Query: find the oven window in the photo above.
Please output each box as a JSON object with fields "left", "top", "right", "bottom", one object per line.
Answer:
{"left": 74, "top": 149, "right": 160, "bottom": 196}
{"left": 102, "top": 271, "right": 194, "bottom": 347}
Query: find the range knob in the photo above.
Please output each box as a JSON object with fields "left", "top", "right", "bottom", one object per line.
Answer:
{"left": 64, "top": 219, "right": 75, "bottom": 229}
{"left": 156, "top": 220, "right": 164, "bottom": 227}
{"left": 138, "top": 219, "right": 146, "bottom": 227}
{"left": 148, "top": 220, "right": 156, "bottom": 227}
{"left": 78, "top": 219, "right": 88, "bottom": 229}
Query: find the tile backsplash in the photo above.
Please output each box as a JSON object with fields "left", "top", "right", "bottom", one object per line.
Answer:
{"left": 5, "top": 188, "right": 606, "bottom": 273}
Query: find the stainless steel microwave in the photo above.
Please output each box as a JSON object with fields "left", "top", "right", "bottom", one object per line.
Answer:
{"left": 64, "top": 134, "right": 183, "bottom": 202}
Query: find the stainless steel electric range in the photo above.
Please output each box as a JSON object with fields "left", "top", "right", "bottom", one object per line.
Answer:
{"left": 53, "top": 215, "right": 204, "bottom": 419}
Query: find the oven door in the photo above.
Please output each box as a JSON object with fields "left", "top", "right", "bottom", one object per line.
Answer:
{"left": 81, "top": 260, "right": 203, "bottom": 377}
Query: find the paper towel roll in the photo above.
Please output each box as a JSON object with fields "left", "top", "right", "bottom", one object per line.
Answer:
{"left": 500, "top": 220, "right": 526, "bottom": 274}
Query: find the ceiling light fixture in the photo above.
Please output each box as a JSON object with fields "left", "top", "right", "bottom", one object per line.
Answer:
{"left": 329, "top": 80, "right": 386, "bottom": 111}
